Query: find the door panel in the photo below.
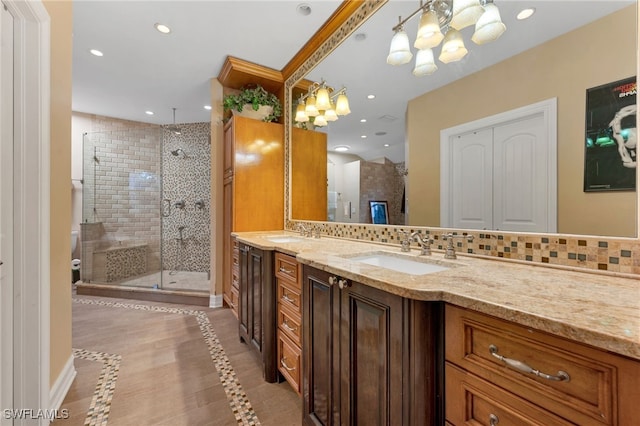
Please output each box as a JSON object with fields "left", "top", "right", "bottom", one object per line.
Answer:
{"left": 451, "top": 128, "right": 494, "bottom": 230}
{"left": 494, "top": 113, "right": 548, "bottom": 232}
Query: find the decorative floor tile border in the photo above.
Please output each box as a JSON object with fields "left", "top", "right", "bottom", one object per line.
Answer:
{"left": 72, "top": 298, "right": 261, "bottom": 425}
{"left": 72, "top": 348, "right": 122, "bottom": 426}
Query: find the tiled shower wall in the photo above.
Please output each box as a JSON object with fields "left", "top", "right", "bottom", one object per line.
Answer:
{"left": 359, "top": 159, "right": 406, "bottom": 225}
{"left": 79, "top": 113, "right": 210, "bottom": 280}
{"left": 161, "top": 123, "right": 211, "bottom": 272}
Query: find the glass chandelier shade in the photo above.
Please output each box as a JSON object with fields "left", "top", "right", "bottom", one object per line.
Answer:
{"left": 324, "top": 103, "right": 339, "bottom": 122}
{"left": 335, "top": 93, "right": 351, "bottom": 116}
{"left": 305, "top": 95, "right": 319, "bottom": 117}
{"left": 439, "top": 28, "right": 468, "bottom": 63}
{"left": 413, "top": 48, "right": 438, "bottom": 76}
{"left": 295, "top": 101, "right": 309, "bottom": 122}
{"left": 315, "top": 87, "right": 332, "bottom": 111}
{"left": 386, "top": 27, "right": 413, "bottom": 65}
{"left": 414, "top": 10, "right": 444, "bottom": 49}
{"left": 450, "top": 0, "right": 484, "bottom": 30}
{"left": 471, "top": 3, "right": 506, "bottom": 45}
{"left": 314, "top": 114, "right": 328, "bottom": 127}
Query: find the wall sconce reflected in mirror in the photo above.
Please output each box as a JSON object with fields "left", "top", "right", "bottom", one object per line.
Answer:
{"left": 295, "top": 80, "right": 351, "bottom": 127}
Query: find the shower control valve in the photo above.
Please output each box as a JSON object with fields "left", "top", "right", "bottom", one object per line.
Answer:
{"left": 174, "top": 200, "right": 186, "bottom": 209}
{"left": 194, "top": 200, "right": 205, "bottom": 209}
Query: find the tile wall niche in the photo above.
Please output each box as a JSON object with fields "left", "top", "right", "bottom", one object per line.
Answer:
{"left": 78, "top": 113, "right": 210, "bottom": 282}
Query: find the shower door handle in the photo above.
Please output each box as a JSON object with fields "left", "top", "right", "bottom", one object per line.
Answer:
{"left": 162, "top": 199, "right": 171, "bottom": 217}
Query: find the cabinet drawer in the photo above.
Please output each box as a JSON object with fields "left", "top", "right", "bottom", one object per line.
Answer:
{"left": 278, "top": 332, "right": 301, "bottom": 394}
{"left": 275, "top": 252, "right": 299, "bottom": 287}
{"left": 446, "top": 363, "right": 572, "bottom": 426}
{"left": 278, "top": 280, "right": 302, "bottom": 315}
{"left": 445, "top": 305, "right": 617, "bottom": 425}
{"left": 278, "top": 303, "right": 302, "bottom": 346}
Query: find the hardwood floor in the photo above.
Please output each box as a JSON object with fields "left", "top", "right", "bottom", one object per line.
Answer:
{"left": 54, "top": 293, "right": 302, "bottom": 425}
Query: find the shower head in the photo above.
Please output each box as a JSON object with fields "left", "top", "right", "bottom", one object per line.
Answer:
{"left": 168, "top": 107, "right": 181, "bottom": 135}
{"left": 171, "top": 148, "right": 186, "bottom": 157}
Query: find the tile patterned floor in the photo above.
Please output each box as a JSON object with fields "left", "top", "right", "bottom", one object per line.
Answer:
{"left": 57, "top": 295, "right": 301, "bottom": 426}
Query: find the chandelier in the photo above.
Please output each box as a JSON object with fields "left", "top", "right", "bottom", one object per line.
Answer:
{"left": 387, "top": 0, "right": 506, "bottom": 76}
{"left": 294, "top": 80, "right": 351, "bottom": 127}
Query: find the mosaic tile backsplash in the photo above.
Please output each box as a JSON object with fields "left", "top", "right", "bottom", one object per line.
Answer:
{"left": 287, "top": 221, "right": 640, "bottom": 276}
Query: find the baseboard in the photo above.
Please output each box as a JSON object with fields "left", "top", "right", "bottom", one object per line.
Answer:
{"left": 209, "top": 294, "right": 223, "bottom": 308}
{"left": 49, "top": 354, "right": 76, "bottom": 410}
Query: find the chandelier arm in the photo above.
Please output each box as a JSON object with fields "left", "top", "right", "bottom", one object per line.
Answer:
{"left": 391, "top": 0, "right": 454, "bottom": 32}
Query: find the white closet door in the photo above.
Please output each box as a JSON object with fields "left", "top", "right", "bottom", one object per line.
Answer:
{"left": 451, "top": 128, "right": 493, "bottom": 230}
{"left": 493, "top": 113, "right": 548, "bottom": 232}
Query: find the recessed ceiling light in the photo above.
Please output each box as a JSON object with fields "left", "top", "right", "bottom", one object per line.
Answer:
{"left": 155, "top": 23, "right": 171, "bottom": 34}
{"left": 145, "top": 111, "right": 154, "bottom": 115}
{"left": 367, "top": 95, "right": 376, "bottom": 99}
{"left": 384, "top": 144, "right": 390, "bottom": 147}
{"left": 361, "top": 135, "right": 367, "bottom": 139}
{"left": 89, "top": 49, "right": 103, "bottom": 57}
{"left": 517, "top": 8, "right": 536, "bottom": 20}
{"left": 360, "top": 118, "right": 367, "bottom": 123}
{"left": 334, "top": 145, "right": 350, "bottom": 152}
{"left": 297, "top": 3, "right": 312, "bottom": 16}
{"left": 204, "top": 105, "right": 212, "bottom": 110}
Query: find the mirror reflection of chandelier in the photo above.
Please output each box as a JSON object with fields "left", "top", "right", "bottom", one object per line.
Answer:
{"left": 294, "top": 80, "right": 351, "bottom": 127}
{"left": 387, "top": 0, "right": 506, "bottom": 76}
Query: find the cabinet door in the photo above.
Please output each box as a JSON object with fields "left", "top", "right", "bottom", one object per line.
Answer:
{"left": 238, "top": 244, "right": 250, "bottom": 342}
{"left": 339, "top": 280, "right": 404, "bottom": 426}
{"left": 248, "top": 247, "right": 263, "bottom": 353}
{"left": 302, "top": 266, "right": 340, "bottom": 426}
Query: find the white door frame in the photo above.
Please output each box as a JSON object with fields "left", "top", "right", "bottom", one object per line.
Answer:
{"left": 440, "top": 98, "right": 558, "bottom": 232}
{"left": 1, "top": 0, "right": 50, "bottom": 420}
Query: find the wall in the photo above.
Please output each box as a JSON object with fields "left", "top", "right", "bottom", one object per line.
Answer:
{"left": 407, "top": 6, "right": 636, "bottom": 237}
{"left": 45, "top": 0, "right": 73, "bottom": 387}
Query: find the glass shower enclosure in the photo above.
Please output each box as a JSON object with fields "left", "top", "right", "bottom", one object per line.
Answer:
{"left": 80, "top": 125, "right": 210, "bottom": 293}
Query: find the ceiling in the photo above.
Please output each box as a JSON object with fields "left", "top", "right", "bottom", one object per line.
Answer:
{"left": 73, "top": 1, "right": 635, "bottom": 162}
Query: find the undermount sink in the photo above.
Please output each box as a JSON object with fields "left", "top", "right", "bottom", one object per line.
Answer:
{"left": 265, "top": 235, "right": 305, "bottom": 243}
{"left": 348, "top": 252, "right": 453, "bottom": 276}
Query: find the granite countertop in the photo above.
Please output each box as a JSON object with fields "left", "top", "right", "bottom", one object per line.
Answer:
{"left": 233, "top": 231, "right": 640, "bottom": 361}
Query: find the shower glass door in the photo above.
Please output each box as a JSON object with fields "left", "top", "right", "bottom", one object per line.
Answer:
{"left": 81, "top": 127, "right": 164, "bottom": 289}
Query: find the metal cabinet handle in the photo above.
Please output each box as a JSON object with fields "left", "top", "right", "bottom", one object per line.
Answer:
{"left": 282, "top": 320, "right": 297, "bottom": 332}
{"left": 282, "top": 293, "right": 295, "bottom": 304}
{"left": 328, "top": 276, "right": 337, "bottom": 285}
{"left": 489, "top": 414, "right": 499, "bottom": 426}
{"left": 489, "top": 345, "right": 570, "bottom": 382}
{"left": 338, "top": 279, "right": 350, "bottom": 290}
{"left": 279, "top": 266, "right": 294, "bottom": 274}
{"left": 280, "top": 357, "right": 296, "bottom": 371}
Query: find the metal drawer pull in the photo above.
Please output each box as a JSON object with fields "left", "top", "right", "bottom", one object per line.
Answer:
{"left": 282, "top": 320, "right": 297, "bottom": 332}
{"left": 338, "top": 279, "right": 351, "bottom": 290}
{"left": 280, "top": 357, "right": 296, "bottom": 371}
{"left": 489, "top": 345, "right": 570, "bottom": 382}
{"left": 282, "top": 293, "right": 295, "bottom": 303}
{"left": 328, "top": 276, "right": 337, "bottom": 285}
{"left": 489, "top": 414, "right": 499, "bottom": 426}
{"left": 279, "top": 266, "right": 294, "bottom": 274}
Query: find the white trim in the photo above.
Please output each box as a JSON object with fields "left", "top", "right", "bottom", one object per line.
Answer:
{"left": 48, "top": 355, "right": 76, "bottom": 411}
{"left": 4, "top": 0, "right": 51, "bottom": 418}
{"left": 209, "top": 294, "right": 223, "bottom": 308}
{"left": 441, "top": 98, "right": 558, "bottom": 232}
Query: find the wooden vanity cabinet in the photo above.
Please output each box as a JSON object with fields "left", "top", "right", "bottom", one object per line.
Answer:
{"left": 302, "top": 265, "right": 443, "bottom": 425}
{"left": 238, "top": 242, "right": 277, "bottom": 383}
{"left": 445, "top": 304, "right": 640, "bottom": 426}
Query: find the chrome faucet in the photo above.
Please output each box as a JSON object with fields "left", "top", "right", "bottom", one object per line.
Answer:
{"left": 397, "top": 230, "right": 411, "bottom": 252}
{"left": 442, "top": 233, "right": 474, "bottom": 260}
{"left": 298, "top": 224, "right": 312, "bottom": 237}
{"left": 411, "top": 231, "right": 432, "bottom": 256}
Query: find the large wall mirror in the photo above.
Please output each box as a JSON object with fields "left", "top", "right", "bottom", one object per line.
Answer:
{"left": 287, "top": 0, "right": 638, "bottom": 238}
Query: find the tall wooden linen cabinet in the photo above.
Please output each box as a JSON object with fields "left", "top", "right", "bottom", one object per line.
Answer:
{"left": 222, "top": 115, "right": 284, "bottom": 317}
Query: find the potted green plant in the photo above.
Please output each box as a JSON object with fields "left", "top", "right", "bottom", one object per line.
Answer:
{"left": 222, "top": 84, "right": 282, "bottom": 123}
